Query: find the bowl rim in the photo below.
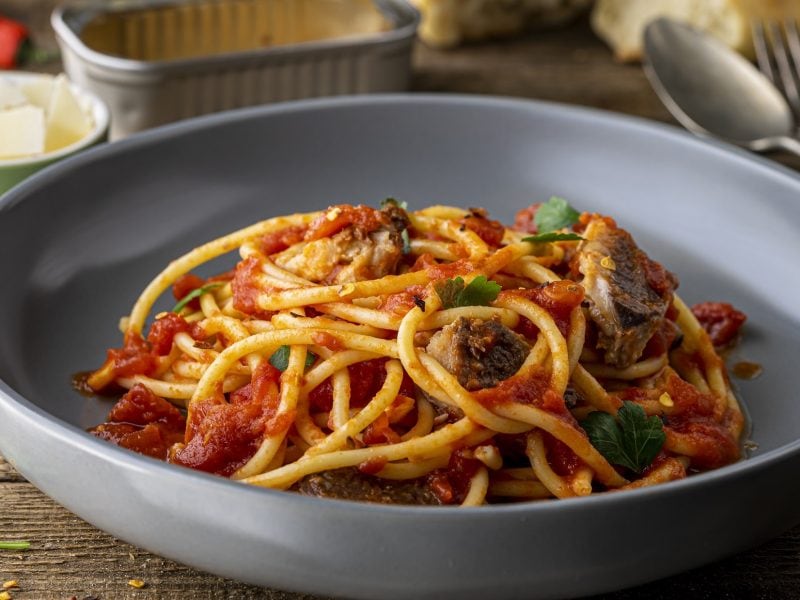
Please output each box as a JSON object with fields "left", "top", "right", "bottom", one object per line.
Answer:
{"left": 0, "top": 71, "right": 110, "bottom": 168}
{"left": 1, "top": 93, "right": 800, "bottom": 518}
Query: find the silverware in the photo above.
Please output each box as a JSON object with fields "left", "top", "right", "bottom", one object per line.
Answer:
{"left": 643, "top": 18, "right": 800, "bottom": 156}
{"left": 751, "top": 18, "right": 800, "bottom": 118}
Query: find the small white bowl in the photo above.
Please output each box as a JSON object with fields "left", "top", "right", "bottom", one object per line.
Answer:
{"left": 0, "top": 71, "right": 110, "bottom": 195}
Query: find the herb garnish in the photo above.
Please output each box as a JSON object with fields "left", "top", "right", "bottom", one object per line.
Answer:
{"left": 269, "top": 345, "right": 317, "bottom": 372}
{"left": 0, "top": 541, "right": 30, "bottom": 551}
{"left": 435, "top": 275, "right": 501, "bottom": 309}
{"left": 381, "top": 197, "right": 408, "bottom": 210}
{"left": 380, "top": 198, "right": 411, "bottom": 253}
{"left": 172, "top": 282, "right": 224, "bottom": 313}
{"left": 401, "top": 228, "right": 411, "bottom": 254}
{"left": 580, "top": 401, "right": 665, "bottom": 475}
{"left": 534, "top": 197, "right": 580, "bottom": 233}
{"left": 522, "top": 232, "right": 584, "bottom": 243}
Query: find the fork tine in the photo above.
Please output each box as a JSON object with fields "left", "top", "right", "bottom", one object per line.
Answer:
{"left": 751, "top": 20, "right": 777, "bottom": 84}
{"left": 785, "top": 18, "right": 800, "bottom": 78}
{"left": 767, "top": 20, "right": 800, "bottom": 117}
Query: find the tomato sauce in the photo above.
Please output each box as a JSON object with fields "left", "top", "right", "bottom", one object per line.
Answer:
{"left": 172, "top": 273, "right": 206, "bottom": 311}
{"left": 171, "top": 362, "right": 285, "bottom": 476}
{"left": 305, "top": 204, "right": 385, "bottom": 241}
{"left": 502, "top": 280, "right": 585, "bottom": 336}
{"left": 89, "top": 384, "right": 186, "bottom": 460}
{"left": 512, "top": 203, "right": 541, "bottom": 234}
{"left": 107, "top": 332, "right": 156, "bottom": 379}
{"left": 308, "top": 358, "right": 416, "bottom": 412}
{"left": 618, "top": 371, "right": 740, "bottom": 470}
{"left": 362, "top": 413, "right": 401, "bottom": 445}
{"left": 641, "top": 318, "right": 678, "bottom": 359}
{"left": 473, "top": 366, "right": 570, "bottom": 418}
{"left": 427, "top": 449, "right": 482, "bottom": 505}
{"left": 231, "top": 256, "right": 273, "bottom": 319}
{"left": 311, "top": 331, "right": 345, "bottom": 351}
{"left": 147, "top": 313, "right": 191, "bottom": 356}
{"left": 424, "top": 258, "right": 475, "bottom": 281}
{"left": 691, "top": 302, "right": 747, "bottom": 347}
{"left": 664, "top": 419, "right": 739, "bottom": 470}
{"left": 542, "top": 431, "right": 583, "bottom": 476}
{"left": 260, "top": 225, "right": 308, "bottom": 255}
{"left": 377, "top": 284, "right": 425, "bottom": 315}
{"left": 642, "top": 255, "right": 678, "bottom": 298}
{"left": 358, "top": 456, "right": 389, "bottom": 475}
{"left": 460, "top": 209, "right": 505, "bottom": 247}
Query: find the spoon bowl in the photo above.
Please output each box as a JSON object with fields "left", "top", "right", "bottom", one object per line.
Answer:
{"left": 644, "top": 18, "right": 800, "bottom": 155}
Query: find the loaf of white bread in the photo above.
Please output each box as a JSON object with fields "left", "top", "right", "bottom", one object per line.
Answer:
{"left": 591, "top": 0, "right": 800, "bottom": 62}
{"left": 409, "top": 0, "right": 593, "bottom": 48}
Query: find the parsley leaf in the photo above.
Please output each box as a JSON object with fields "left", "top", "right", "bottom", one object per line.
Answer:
{"left": 381, "top": 197, "right": 408, "bottom": 210}
{"left": 0, "top": 541, "right": 30, "bottom": 551}
{"left": 172, "top": 282, "right": 224, "bottom": 313}
{"left": 401, "top": 228, "right": 411, "bottom": 254}
{"left": 522, "top": 232, "right": 584, "bottom": 243}
{"left": 435, "top": 275, "right": 501, "bottom": 309}
{"left": 534, "top": 197, "right": 580, "bottom": 233}
{"left": 580, "top": 401, "right": 665, "bottom": 475}
{"left": 269, "top": 346, "right": 316, "bottom": 372}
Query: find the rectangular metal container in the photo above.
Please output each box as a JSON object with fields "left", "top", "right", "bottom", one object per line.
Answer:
{"left": 52, "top": 0, "right": 419, "bottom": 139}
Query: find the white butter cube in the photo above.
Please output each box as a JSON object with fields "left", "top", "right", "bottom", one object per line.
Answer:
{"left": 0, "top": 77, "right": 27, "bottom": 110}
{"left": 0, "top": 105, "right": 46, "bottom": 159}
{"left": 20, "top": 75, "right": 54, "bottom": 110}
{"left": 45, "top": 74, "right": 93, "bottom": 152}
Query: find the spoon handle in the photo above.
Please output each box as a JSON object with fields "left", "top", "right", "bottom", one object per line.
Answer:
{"left": 771, "top": 136, "right": 800, "bottom": 157}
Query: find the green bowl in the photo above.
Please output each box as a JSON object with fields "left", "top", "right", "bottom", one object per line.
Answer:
{"left": 0, "top": 72, "right": 110, "bottom": 195}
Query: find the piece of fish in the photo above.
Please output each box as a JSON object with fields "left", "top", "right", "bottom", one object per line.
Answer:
{"left": 576, "top": 217, "right": 677, "bottom": 369}
{"left": 426, "top": 316, "right": 530, "bottom": 390}
{"left": 274, "top": 205, "right": 409, "bottom": 284}
{"left": 293, "top": 467, "right": 441, "bottom": 505}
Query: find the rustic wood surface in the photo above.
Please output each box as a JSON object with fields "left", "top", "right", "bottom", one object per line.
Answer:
{"left": 3, "top": 1, "right": 800, "bottom": 599}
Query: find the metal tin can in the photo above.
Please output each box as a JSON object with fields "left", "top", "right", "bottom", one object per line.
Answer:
{"left": 52, "top": 0, "right": 419, "bottom": 138}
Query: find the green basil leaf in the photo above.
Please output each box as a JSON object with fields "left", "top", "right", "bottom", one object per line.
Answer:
{"left": 172, "top": 282, "right": 224, "bottom": 313}
{"left": 522, "top": 232, "right": 584, "bottom": 243}
{"left": 435, "top": 275, "right": 501, "bottom": 309}
{"left": 269, "top": 346, "right": 316, "bottom": 372}
{"left": 534, "top": 197, "right": 581, "bottom": 233}
{"left": 580, "top": 401, "right": 665, "bottom": 475}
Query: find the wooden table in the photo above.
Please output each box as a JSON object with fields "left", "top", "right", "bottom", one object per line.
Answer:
{"left": 2, "top": 3, "right": 800, "bottom": 599}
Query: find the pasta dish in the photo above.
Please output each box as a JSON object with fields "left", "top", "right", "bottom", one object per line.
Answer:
{"left": 85, "top": 199, "right": 746, "bottom": 505}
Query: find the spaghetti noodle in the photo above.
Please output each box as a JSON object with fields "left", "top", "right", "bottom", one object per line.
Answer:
{"left": 86, "top": 200, "right": 745, "bottom": 505}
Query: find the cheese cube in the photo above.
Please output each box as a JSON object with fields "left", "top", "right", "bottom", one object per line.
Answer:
{"left": 45, "top": 74, "right": 93, "bottom": 152}
{"left": 0, "top": 105, "right": 46, "bottom": 159}
{"left": 20, "top": 76, "right": 54, "bottom": 110}
{"left": 0, "top": 77, "right": 27, "bottom": 110}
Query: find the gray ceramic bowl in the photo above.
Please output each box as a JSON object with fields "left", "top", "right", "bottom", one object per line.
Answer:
{"left": 0, "top": 96, "right": 799, "bottom": 600}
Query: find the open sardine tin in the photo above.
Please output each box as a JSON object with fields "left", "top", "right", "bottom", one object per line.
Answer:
{"left": 52, "top": 0, "right": 419, "bottom": 139}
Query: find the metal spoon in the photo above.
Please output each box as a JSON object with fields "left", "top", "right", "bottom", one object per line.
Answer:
{"left": 643, "top": 18, "right": 800, "bottom": 155}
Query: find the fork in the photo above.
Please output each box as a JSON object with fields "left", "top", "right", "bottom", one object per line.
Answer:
{"left": 751, "top": 17, "right": 800, "bottom": 121}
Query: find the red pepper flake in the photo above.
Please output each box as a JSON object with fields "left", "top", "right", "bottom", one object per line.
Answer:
{"left": 358, "top": 456, "right": 388, "bottom": 475}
